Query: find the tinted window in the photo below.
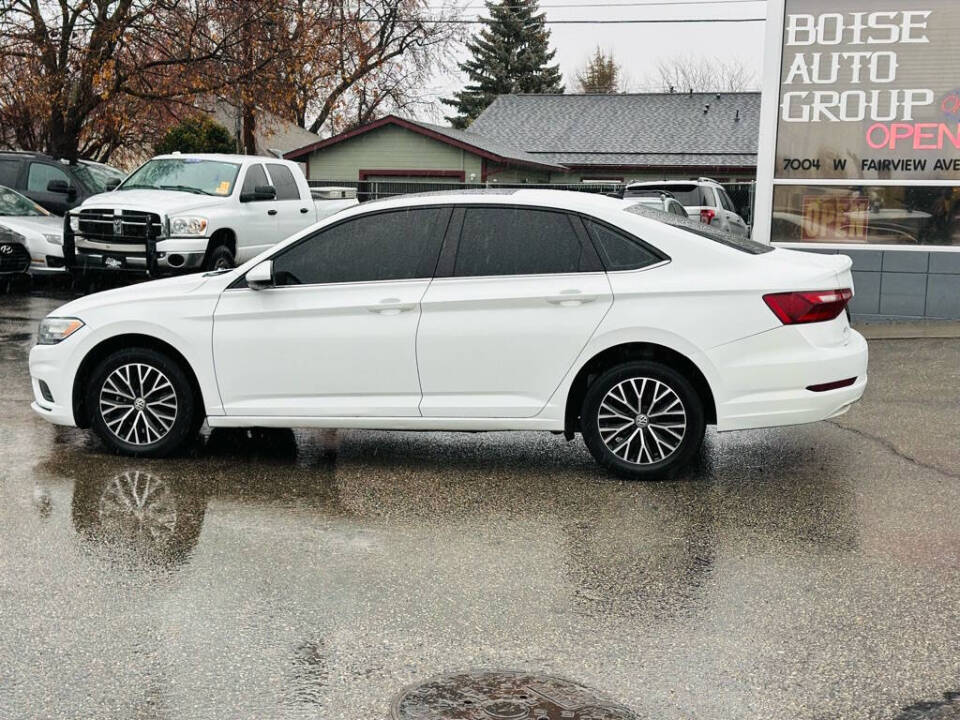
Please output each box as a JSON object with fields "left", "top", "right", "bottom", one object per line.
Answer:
{"left": 0, "top": 159, "right": 20, "bottom": 187}
{"left": 455, "top": 208, "right": 585, "bottom": 277}
{"left": 718, "top": 189, "right": 736, "bottom": 212}
{"left": 273, "top": 208, "right": 448, "bottom": 286}
{"left": 625, "top": 184, "right": 706, "bottom": 206}
{"left": 585, "top": 220, "right": 662, "bottom": 271}
{"left": 27, "top": 163, "right": 70, "bottom": 192}
{"left": 241, "top": 164, "right": 269, "bottom": 198}
{"left": 267, "top": 164, "right": 301, "bottom": 201}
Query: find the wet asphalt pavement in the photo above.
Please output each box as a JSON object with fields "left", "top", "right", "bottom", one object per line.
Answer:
{"left": 1, "top": 289, "right": 959, "bottom": 720}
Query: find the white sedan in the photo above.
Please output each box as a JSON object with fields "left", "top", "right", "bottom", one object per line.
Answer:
{"left": 29, "top": 190, "right": 867, "bottom": 480}
{"left": 0, "top": 185, "right": 65, "bottom": 274}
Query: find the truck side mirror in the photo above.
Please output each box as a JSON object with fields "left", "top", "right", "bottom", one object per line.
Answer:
{"left": 240, "top": 185, "right": 277, "bottom": 202}
{"left": 47, "top": 179, "right": 76, "bottom": 197}
{"left": 246, "top": 259, "right": 274, "bottom": 289}
{"left": 105, "top": 178, "right": 122, "bottom": 191}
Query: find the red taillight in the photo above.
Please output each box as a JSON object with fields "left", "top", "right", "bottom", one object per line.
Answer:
{"left": 763, "top": 288, "right": 853, "bottom": 325}
{"left": 699, "top": 208, "right": 716, "bottom": 225}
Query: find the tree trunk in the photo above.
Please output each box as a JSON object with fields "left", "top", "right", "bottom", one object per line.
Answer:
{"left": 242, "top": 103, "right": 257, "bottom": 155}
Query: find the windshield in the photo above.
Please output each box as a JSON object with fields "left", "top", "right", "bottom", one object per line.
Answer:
{"left": 120, "top": 158, "right": 240, "bottom": 196}
{"left": 75, "top": 162, "right": 125, "bottom": 193}
{"left": 0, "top": 185, "right": 50, "bottom": 217}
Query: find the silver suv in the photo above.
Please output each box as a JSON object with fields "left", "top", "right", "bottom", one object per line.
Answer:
{"left": 624, "top": 178, "right": 749, "bottom": 238}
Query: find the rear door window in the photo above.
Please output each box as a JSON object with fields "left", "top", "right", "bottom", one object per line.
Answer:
{"left": 454, "top": 208, "right": 586, "bottom": 277}
{"left": 0, "top": 159, "right": 21, "bottom": 188}
{"left": 266, "top": 164, "right": 301, "bottom": 201}
{"left": 240, "top": 164, "right": 269, "bottom": 198}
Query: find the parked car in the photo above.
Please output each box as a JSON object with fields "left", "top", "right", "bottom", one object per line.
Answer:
{"left": 0, "top": 185, "right": 66, "bottom": 275}
{"left": 623, "top": 190, "right": 689, "bottom": 218}
{"left": 63, "top": 153, "right": 359, "bottom": 276}
{"left": 29, "top": 190, "right": 867, "bottom": 480}
{"left": 624, "top": 178, "right": 749, "bottom": 237}
{"left": 0, "top": 151, "right": 125, "bottom": 215}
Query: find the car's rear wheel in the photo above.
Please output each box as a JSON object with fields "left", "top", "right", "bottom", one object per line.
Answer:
{"left": 580, "top": 361, "right": 705, "bottom": 480}
{"left": 86, "top": 348, "right": 198, "bottom": 457}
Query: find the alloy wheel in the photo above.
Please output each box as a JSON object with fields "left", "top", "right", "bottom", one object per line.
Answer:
{"left": 597, "top": 377, "right": 686, "bottom": 465}
{"left": 98, "top": 363, "right": 179, "bottom": 446}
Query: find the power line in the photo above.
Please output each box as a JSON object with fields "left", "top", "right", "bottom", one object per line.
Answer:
{"left": 401, "top": 16, "right": 765, "bottom": 23}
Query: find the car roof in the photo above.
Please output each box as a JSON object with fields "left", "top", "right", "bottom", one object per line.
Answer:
{"left": 151, "top": 153, "right": 282, "bottom": 164}
{"left": 357, "top": 188, "right": 626, "bottom": 214}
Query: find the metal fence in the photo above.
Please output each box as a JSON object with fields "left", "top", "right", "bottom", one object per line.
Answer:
{"left": 309, "top": 179, "right": 757, "bottom": 226}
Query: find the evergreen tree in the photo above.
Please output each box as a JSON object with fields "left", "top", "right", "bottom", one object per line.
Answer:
{"left": 155, "top": 115, "right": 237, "bottom": 155}
{"left": 575, "top": 46, "right": 621, "bottom": 94}
{"left": 443, "top": 0, "right": 564, "bottom": 129}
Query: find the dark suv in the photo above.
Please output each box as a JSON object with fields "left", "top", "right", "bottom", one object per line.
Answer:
{"left": 0, "top": 152, "right": 125, "bottom": 215}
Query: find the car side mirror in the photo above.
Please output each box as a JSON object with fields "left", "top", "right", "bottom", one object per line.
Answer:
{"left": 246, "top": 259, "right": 274, "bottom": 289}
{"left": 240, "top": 185, "right": 277, "bottom": 202}
{"left": 47, "top": 179, "right": 75, "bottom": 196}
{"left": 105, "top": 178, "right": 122, "bottom": 191}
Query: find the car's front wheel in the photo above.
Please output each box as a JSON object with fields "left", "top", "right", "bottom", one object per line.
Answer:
{"left": 580, "top": 361, "right": 705, "bottom": 480}
{"left": 86, "top": 348, "right": 198, "bottom": 457}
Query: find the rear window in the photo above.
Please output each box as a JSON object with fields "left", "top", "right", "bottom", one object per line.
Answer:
{"left": 624, "top": 183, "right": 707, "bottom": 207}
{"left": 624, "top": 203, "right": 773, "bottom": 255}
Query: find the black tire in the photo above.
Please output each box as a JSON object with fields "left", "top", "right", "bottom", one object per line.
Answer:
{"left": 205, "top": 244, "right": 235, "bottom": 271}
{"left": 86, "top": 347, "right": 198, "bottom": 457}
{"left": 580, "top": 360, "right": 705, "bottom": 481}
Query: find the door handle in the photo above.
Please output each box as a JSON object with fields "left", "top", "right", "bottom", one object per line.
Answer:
{"left": 367, "top": 298, "right": 416, "bottom": 315}
{"left": 300, "top": 207, "right": 309, "bottom": 214}
{"left": 545, "top": 290, "right": 597, "bottom": 307}
{"left": 267, "top": 209, "right": 277, "bottom": 216}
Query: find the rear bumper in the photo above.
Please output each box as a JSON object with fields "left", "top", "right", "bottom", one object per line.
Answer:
{"left": 709, "top": 323, "right": 868, "bottom": 431}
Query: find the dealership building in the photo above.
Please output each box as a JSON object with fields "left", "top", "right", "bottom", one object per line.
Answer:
{"left": 754, "top": 0, "right": 960, "bottom": 319}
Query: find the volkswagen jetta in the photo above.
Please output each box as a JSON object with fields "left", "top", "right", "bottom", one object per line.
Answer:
{"left": 29, "top": 190, "right": 867, "bottom": 480}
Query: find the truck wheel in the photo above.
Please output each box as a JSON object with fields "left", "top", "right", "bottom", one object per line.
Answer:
{"left": 86, "top": 348, "right": 198, "bottom": 457}
{"left": 205, "top": 245, "right": 235, "bottom": 271}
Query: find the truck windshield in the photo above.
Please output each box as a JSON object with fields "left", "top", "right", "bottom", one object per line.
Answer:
{"left": 119, "top": 158, "right": 240, "bottom": 196}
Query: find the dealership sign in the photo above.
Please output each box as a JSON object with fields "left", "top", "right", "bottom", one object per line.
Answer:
{"left": 776, "top": 0, "right": 960, "bottom": 181}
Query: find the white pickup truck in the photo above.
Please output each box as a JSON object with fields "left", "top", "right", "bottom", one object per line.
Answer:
{"left": 64, "top": 153, "right": 357, "bottom": 275}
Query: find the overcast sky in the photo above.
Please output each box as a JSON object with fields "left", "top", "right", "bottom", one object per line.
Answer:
{"left": 421, "top": 0, "right": 767, "bottom": 121}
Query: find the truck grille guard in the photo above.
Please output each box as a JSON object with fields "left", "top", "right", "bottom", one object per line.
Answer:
{"left": 64, "top": 209, "right": 162, "bottom": 276}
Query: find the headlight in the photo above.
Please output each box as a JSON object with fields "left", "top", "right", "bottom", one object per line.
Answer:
{"left": 68, "top": 214, "right": 79, "bottom": 232}
{"left": 170, "top": 216, "right": 208, "bottom": 236}
{"left": 44, "top": 233, "right": 63, "bottom": 246}
{"left": 38, "top": 317, "right": 85, "bottom": 345}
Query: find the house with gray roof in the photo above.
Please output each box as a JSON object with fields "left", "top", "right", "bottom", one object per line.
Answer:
{"left": 284, "top": 92, "right": 760, "bottom": 184}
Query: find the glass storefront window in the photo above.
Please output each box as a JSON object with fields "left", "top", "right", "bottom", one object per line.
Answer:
{"left": 772, "top": 185, "right": 960, "bottom": 246}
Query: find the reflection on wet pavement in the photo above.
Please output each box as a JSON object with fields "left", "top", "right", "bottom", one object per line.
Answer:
{"left": 1, "top": 292, "right": 960, "bottom": 720}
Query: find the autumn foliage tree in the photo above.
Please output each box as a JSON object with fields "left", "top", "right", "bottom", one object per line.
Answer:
{"left": 0, "top": 0, "right": 461, "bottom": 161}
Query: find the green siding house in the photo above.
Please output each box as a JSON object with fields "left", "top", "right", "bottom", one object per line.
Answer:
{"left": 285, "top": 92, "right": 761, "bottom": 184}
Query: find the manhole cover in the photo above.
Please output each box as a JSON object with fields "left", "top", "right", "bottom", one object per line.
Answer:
{"left": 391, "top": 670, "right": 640, "bottom": 720}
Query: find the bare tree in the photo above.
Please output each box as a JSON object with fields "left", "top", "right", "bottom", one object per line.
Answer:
{"left": 648, "top": 55, "right": 757, "bottom": 93}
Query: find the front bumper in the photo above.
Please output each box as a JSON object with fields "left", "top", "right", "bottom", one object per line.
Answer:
{"left": 709, "top": 321, "right": 869, "bottom": 432}
{"left": 29, "top": 341, "right": 80, "bottom": 426}
{"left": 71, "top": 236, "right": 207, "bottom": 273}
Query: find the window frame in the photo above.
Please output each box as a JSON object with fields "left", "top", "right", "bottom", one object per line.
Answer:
{"left": 233, "top": 205, "right": 453, "bottom": 290}
{"left": 434, "top": 204, "right": 604, "bottom": 279}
